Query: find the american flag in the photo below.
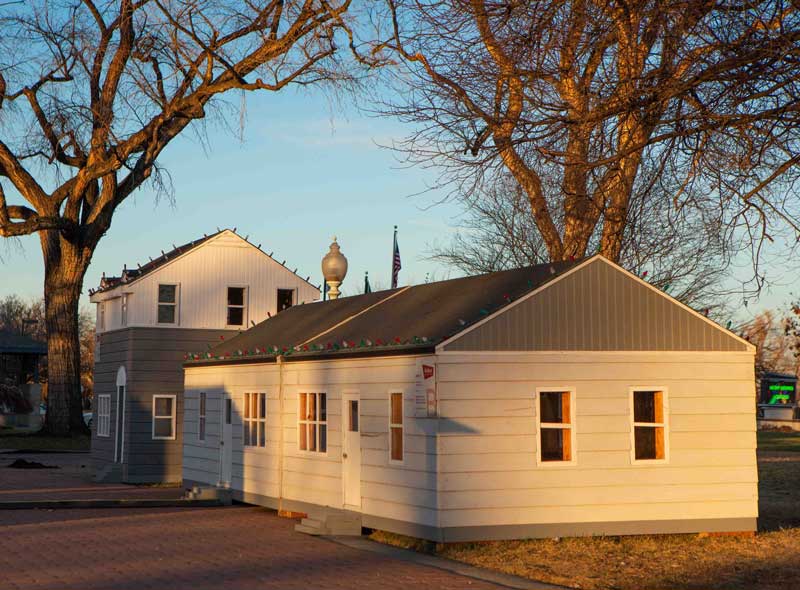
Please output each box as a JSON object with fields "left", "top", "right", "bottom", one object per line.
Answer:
{"left": 391, "top": 226, "right": 401, "bottom": 289}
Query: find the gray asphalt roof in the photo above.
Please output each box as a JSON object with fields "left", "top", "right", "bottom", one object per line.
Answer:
{"left": 187, "top": 259, "right": 582, "bottom": 364}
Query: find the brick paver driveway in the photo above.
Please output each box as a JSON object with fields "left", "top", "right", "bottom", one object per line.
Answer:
{"left": 0, "top": 506, "right": 505, "bottom": 589}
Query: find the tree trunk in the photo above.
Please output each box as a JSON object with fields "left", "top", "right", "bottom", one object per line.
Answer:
{"left": 40, "top": 230, "right": 90, "bottom": 436}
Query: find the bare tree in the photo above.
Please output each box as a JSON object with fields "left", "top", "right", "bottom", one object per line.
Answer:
{"left": 432, "top": 172, "right": 731, "bottom": 310}
{"left": 373, "top": 0, "right": 800, "bottom": 290}
{"left": 740, "top": 311, "right": 800, "bottom": 378}
{"left": 0, "top": 1, "right": 364, "bottom": 435}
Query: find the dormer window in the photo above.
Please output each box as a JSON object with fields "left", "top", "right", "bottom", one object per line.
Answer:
{"left": 227, "top": 287, "right": 247, "bottom": 326}
{"left": 157, "top": 284, "right": 178, "bottom": 324}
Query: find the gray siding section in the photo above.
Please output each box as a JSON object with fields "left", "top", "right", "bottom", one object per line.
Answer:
{"left": 445, "top": 258, "right": 748, "bottom": 352}
{"left": 91, "top": 327, "right": 234, "bottom": 483}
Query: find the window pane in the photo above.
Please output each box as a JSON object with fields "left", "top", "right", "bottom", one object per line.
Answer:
{"left": 200, "top": 393, "right": 206, "bottom": 415}
{"left": 158, "top": 284, "right": 176, "bottom": 303}
{"left": 319, "top": 424, "right": 327, "bottom": 452}
{"left": 277, "top": 289, "right": 294, "bottom": 312}
{"left": 259, "top": 393, "right": 266, "bottom": 420}
{"left": 309, "top": 421, "right": 317, "bottom": 451}
{"left": 244, "top": 420, "right": 250, "bottom": 446}
{"left": 155, "top": 397, "right": 172, "bottom": 417}
{"left": 633, "top": 391, "right": 662, "bottom": 422}
{"left": 226, "top": 399, "right": 232, "bottom": 425}
{"left": 199, "top": 417, "right": 206, "bottom": 441}
{"left": 228, "top": 287, "right": 245, "bottom": 306}
{"left": 251, "top": 393, "right": 257, "bottom": 421}
{"left": 349, "top": 400, "right": 359, "bottom": 432}
{"left": 319, "top": 393, "right": 326, "bottom": 421}
{"left": 227, "top": 306, "right": 244, "bottom": 326}
{"left": 244, "top": 393, "right": 250, "bottom": 419}
{"left": 391, "top": 393, "right": 403, "bottom": 425}
{"left": 299, "top": 423, "right": 307, "bottom": 450}
{"left": 250, "top": 422, "right": 257, "bottom": 448}
{"left": 308, "top": 394, "right": 317, "bottom": 421}
{"left": 540, "top": 392, "right": 564, "bottom": 424}
{"left": 299, "top": 394, "right": 307, "bottom": 419}
{"left": 391, "top": 427, "right": 403, "bottom": 461}
{"left": 635, "top": 426, "right": 659, "bottom": 460}
{"left": 154, "top": 417, "right": 173, "bottom": 438}
{"left": 259, "top": 421, "right": 266, "bottom": 447}
{"left": 157, "top": 304, "right": 175, "bottom": 324}
{"left": 540, "top": 428, "right": 565, "bottom": 461}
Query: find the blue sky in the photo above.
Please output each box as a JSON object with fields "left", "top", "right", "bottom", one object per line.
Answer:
{"left": 0, "top": 85, "right": 796, "bottom": 322}
{"left": 0, "top": 88, "right": 465, "bottom": 305}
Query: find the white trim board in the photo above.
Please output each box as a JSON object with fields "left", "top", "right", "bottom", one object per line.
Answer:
{"left": 436, "top": 255, "right": 755, "bottom": 353}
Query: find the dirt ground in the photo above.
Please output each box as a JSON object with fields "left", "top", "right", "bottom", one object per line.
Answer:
{"left": 372, "top": 431, "right": 800, "bottom": 590}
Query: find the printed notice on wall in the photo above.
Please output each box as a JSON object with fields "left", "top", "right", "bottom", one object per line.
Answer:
{"left": 414, "top": 360, "right": 437, "bottom": 418}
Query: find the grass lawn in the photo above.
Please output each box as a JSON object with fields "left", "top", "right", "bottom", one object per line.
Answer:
{"left": 371, "top": 430, "right": 800, "bottom": 590}
{"left": 0, "top": 429, "right": 90, "bottom": 451}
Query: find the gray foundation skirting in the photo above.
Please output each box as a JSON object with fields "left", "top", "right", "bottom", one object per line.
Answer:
{"left": 184, "top": 479, "right": 756, "bottom": 543}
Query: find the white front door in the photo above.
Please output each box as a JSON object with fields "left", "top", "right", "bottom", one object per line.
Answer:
{"left": 342, "top": 393, "right": 361, "bottom": 508}
{"left": 219, "top": 394, "right": 233, "bottom": 486}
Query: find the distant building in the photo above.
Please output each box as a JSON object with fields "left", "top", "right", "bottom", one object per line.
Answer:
{"left": 180, "top": 255, "right": 758, "bottom": 541}
{"left": 0, "top": 330, "right": 46, "bottom": 428}
{"left": 89, "top": 229, "right": 319, "bottom": 483}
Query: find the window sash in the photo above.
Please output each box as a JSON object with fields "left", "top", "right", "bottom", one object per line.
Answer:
{"left": 243, "top": 393, "right": 267, "bottom": 448}
{"left": 630, "top": 390, "right": 667, "bottom": 462}
{"left": 157, "top": 284, "right": 178, "bottom": 324}
{"left": 537, "top": 390, "right": 574, "bottom": 463}
{"left": 198, "top": 392, "right": 207, "bottom": 442}
{"left": 97, "top": 395, "right": 111, "bottom": 437}
{"left": 152, "top": 395, "right": 176, "bottom": 440}
{"left": 389, "top": 392, "right": 404, "bottom": 462}
{"left": 298, "top": 392, "right": 327, "bottom": 453}
{"left": 227, "top": 287, "right": 246, "bottom": 326}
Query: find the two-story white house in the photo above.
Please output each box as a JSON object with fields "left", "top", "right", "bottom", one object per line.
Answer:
{"left": 89, "top": 229, "right": 319, "bottom": 483}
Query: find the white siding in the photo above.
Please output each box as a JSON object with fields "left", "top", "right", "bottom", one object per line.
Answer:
{"left": 435, "top": 351, "right": 758, "bottom": 528}
{"left": 183, "top": 355, "right": 436, "bottom": 527}
{"left": 93, "top": 231, "right": 318, "bottom": 333}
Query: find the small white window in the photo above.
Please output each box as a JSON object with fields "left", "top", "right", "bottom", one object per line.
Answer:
{"left": 98, "top": 302, "right": 105, "bottom": 331}
{"left": 227, "top": 287, "right": 247, "bottom": 326}
{"left": 631, "top": 389, "right": 668, "bottom": 462}
{"left": 390, "top": 391, "right": 404, "bottom": 462}
{"left": 536, "top": 389, "right": 575, "bottom": 464}
{"left": 298, "top": 393, "right": 327, "bottom": 453}
{"left": 157, "top": 284, "right": 178, "bottom": 324}
{"left": 97, "top": 394, "right": 111, "bottom": 437}
{"left": 198, "top": 392, "right": 207, "bottom": 442}
{"left": 121, "top": 295, "right": 128, "bottom": 326}
{"left": 277, "top": 288, "right": 294, "bottom": 312}
{"left": 243, "top": 392, "right": 266, "bottom": 448}
{"left": 152, "top": 395, "right": 176, "bottom": 440}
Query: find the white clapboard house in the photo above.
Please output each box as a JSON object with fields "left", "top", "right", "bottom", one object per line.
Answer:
{"left": 89, "top": 229, "right": 319, "bottom": 483}
{"left": 181, "top": 255, "right": 757, "bottom": 541}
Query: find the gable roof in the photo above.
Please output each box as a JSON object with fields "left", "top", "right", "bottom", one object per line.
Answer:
{"left": 90, "top": 229, "right": 318, "bottom": 297}
{"left": 187, "top": 258, "right": 581, "bottom": 364}
{"left": 0, "top": 330, "right": 47, "bottom": 356}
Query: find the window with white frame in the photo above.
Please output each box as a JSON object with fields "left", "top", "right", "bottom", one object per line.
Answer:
{"left": 244, "top": 392, "right": 266, "bottom": 448}
{"left": 390, "top": 392, "right": 404, "bottom": 462}
{"left": 227, "top": 287, "right": 247, "bottom": 326}
{"left": 537, "top": 390, "right": 574, "bottom": 462}
{"left": 632, "top": 389, "right": 667, "bottom": 461}
{"left": 298, "top": 393, "right": 327, "bottom": 452}
{"left": 97, "top": 394, "right": 111, "bottom": 437}
{"left": 98, "top": 302, "right": 105, "bottom": 331}
{"left": 157, "top": 284, "right": 178, "bottom": 324}
{"left": 121, "top": 294, "right": 128, "bottom": 326}
{"left": 152, "top": 395, "right": 176, "bottom": 440}
{"left": 198, "top": 392, "right": 207, "bottom": 442}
